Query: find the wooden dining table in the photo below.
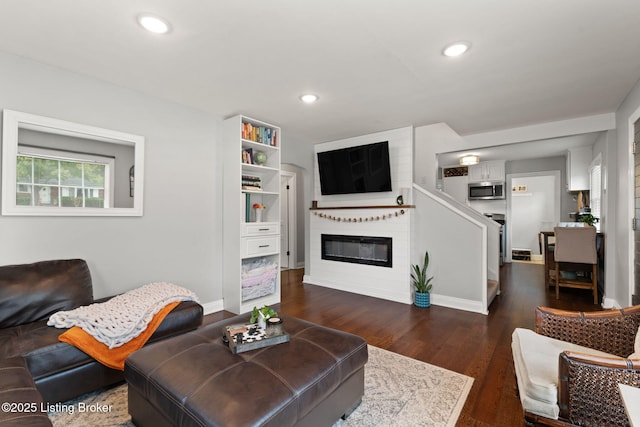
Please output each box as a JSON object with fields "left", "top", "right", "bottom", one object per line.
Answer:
{"left": 540, "top": 230, "right": 605, "bottom": 290}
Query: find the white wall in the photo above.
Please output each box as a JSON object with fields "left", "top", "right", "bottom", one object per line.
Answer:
{"left": 507, "top": 156, "right": 573, "bottom": 221}
{"left": 414, "top": 123, "right": 465, "bottom": 190}
{"left": 0, "top": 52, "right": 222, "bottom": 304}
{"left": 510, "top": 174, "right": 559, "bottom": 255}
{"left": 613, "top": 76, "right": 640, "bottom": 307}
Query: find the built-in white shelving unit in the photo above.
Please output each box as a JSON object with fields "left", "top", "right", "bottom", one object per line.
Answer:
{"left": 222, "top": 115, "right": 281, "bottom": 314}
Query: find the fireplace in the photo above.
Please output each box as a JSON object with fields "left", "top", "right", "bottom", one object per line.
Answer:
{"left": 321, "top": 234, "right": 392, "bottom": 267}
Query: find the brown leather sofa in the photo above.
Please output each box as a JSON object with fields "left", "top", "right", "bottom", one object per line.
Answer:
{"left": 0, "top": 258, "right": 203, "bottom": 424}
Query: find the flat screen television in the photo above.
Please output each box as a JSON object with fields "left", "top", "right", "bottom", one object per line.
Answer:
{"left": 317, "top": 141, "right": 392, "bottom": 195}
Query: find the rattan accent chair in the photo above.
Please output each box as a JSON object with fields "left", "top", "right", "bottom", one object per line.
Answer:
{"left": 513, "top": 306, "right": 640, "bottom": 427}
{"left": 553, "top": 226, "right": 598, "bottom": 304}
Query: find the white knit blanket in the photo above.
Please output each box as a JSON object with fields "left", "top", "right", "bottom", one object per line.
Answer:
{"left": 47, "top": 282, "right": 199, "bottom": 349}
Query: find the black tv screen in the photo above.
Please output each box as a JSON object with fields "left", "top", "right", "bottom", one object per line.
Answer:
{"left": 317, "top": 141, "right": 392, "bottom": 195}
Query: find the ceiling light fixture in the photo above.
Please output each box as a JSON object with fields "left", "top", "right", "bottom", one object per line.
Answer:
{"left": 459, "top": 155, "right": 479, "bottom": 166}
{"left": 137, "top": 14, "right": 171, "bottom": 34}
{"left": 443, "top": 42, "right": 470, "bottom": 57}
{"left": 300, "top": 94, "right": 319, "bottom": 103}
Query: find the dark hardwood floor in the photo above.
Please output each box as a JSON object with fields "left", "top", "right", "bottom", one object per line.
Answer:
{"left": 205, "top": 261, "right": 602, "bottom": 426}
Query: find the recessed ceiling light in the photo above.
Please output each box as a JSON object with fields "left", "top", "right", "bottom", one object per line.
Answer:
{"left": 137, "top": 14, "right": 171, "bottom": 34}
{"left": 300, "top": 94, "right": 319, "bottom": 103}
{"left": 443, "top": 42, "right": 470, "bottom": 57}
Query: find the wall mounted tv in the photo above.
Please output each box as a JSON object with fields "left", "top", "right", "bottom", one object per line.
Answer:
{"left": 317, "top": 141, "right": 392, "bottom": 195}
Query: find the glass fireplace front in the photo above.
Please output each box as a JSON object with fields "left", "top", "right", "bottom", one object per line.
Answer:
{"left": 321, "top": 234, "right": 392, "bottom": 268}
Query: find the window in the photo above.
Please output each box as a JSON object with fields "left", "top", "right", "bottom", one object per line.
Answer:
{"left": 16, "top": 146, "right": 114, "bottom": 209}
{"left": 589, "top": 154, "right": 602, "bottom": 230}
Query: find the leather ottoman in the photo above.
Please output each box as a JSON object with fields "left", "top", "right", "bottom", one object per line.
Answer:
{"left": 125, "top": 315, "right": 368, "bottom": 427}
{"left": 0, "top": 357, "right": 52, "bottom": 426}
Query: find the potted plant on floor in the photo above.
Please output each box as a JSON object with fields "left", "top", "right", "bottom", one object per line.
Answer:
{"left": 411, "top": 250, "right": 433, "bottom": 308}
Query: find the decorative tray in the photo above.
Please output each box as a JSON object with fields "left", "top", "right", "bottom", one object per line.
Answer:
{"left": 223, "top": 323, "right": 289, "bottom": 354}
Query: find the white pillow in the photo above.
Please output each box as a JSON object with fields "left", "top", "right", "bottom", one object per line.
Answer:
{"left": 629, "top": 325, "right": 640, "bottom": 360}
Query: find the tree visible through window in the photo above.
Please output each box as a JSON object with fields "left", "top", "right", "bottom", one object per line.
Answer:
{"left": 16, "top": 147, "right": 112, "bottom": 208}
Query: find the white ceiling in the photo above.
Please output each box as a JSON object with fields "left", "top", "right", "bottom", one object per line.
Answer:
{"left": 1, "top": 1, "right": 639, "bottom": 149}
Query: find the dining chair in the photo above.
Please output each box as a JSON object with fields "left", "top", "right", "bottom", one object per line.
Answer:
{"left": 554, "top": 226, "right": 598, "bottom": 304}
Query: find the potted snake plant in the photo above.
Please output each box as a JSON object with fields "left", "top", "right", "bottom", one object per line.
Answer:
{"left": 411, "top": 250, "right": 434, "bottom": 308}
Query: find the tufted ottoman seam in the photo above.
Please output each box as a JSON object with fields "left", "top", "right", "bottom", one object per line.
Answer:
{"left": 0, "top": 413, "right": 52, "bottom": 424}
{"left": 139, "top": 376, "right": 207, "bottom": 427}
{"left": 185, "top": 359, "right": 248, "bottom": 399}
{"left": 292, "top": 334, "right": 367, "bottom": 379}
{"left": 247, "top": 360, "right": 302, "bottom": 425}
{"left": 0, "top": 366, "right": 25, "bottom": 374}
{"left": 137, "top": 341, "right": 215, "bottom": 378}
{"left": 0, "top": 386, "right": 39, "bottom": 393}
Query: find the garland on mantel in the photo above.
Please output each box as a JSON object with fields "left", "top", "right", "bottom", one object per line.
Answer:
{"left": 312, "top": 209, "right": 406, "bottom": 222}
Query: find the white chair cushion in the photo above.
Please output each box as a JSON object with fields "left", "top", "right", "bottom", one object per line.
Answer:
{"left": 511, "top": 328, "right": 616, "bottom": 419}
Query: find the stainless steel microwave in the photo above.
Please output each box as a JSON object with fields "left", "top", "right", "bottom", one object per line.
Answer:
{"left": 468, "top": 182, "right": 505, "bottom": 200}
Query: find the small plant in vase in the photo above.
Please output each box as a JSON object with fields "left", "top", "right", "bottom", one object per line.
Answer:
{"left": 578, "top": 213, "right": 598, "bottom": 227}
{"left": 253, "top": 203, "right": 265, "bottom": 222}
{"left": 250, "top": 305, "right": 278, "bottom": 329}
{"left": 411, "top": 250, "right": 434, "bottom": 308}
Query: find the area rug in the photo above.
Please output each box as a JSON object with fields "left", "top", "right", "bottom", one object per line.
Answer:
{"left": 49, "top": 345, "right": 473, "bottom": 427}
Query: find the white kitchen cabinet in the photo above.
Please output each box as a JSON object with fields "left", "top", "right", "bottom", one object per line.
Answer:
{"left": 468, "top": 160, "right": 505, "bottom": 182}
{"left": 566, "top": 147, "right": 591, "bottom": 191}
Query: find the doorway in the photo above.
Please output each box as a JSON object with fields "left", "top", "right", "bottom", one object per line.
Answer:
{"left": 280, "top": 171, "right": 297, "bottom": 270}
{"left": 507, "top": 171, "right": 561, "bottom": 263}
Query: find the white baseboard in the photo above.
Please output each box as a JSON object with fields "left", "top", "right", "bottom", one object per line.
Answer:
{"left": 303, "top": 275, "right": 488, "bottom": 315}
{"left": 601, "top": 297, "right": 621, "bottom": 309}
{"left": 303, "top": 274, "right": 412, "bottom": 305}
{"left": 201, "top": 299, "right": 224, "bottom": 315}
{"left": 430, "top": 293, "right": 489, "bottom": 315}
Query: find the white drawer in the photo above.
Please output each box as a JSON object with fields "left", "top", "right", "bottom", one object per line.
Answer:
{"left": 242, "top": 236, "right": 279, "bottom": 257}
{"left": 242, "top": 222, "right": 278, "bottom": 236}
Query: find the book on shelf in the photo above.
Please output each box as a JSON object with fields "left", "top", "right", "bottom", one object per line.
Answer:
{"left": 241, "top": 148, "right": 253, "bottom": 164}
{"left": 242, "top": 122, "right": 278, "bottom": 147}
{"left": 243, "top": 193, "right": 250, "bottom": 222}
{"left": 242, "top": 174, "right": 262, "bottom": 191}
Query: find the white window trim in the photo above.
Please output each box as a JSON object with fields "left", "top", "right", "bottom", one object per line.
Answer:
{"left": 17, "top": 146, "right": 115, "bottom": 208}
{"left": 2, "top": 109, "right": 144, "bottom": 216}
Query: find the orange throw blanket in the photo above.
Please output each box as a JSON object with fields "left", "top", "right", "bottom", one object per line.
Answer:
{"left": 59, "top": 301, "right": 180, "bottom": 370}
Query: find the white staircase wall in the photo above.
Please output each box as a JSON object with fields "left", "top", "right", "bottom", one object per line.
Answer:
{"left": 412, "top": 184, "right": 500, "bottom": 314}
